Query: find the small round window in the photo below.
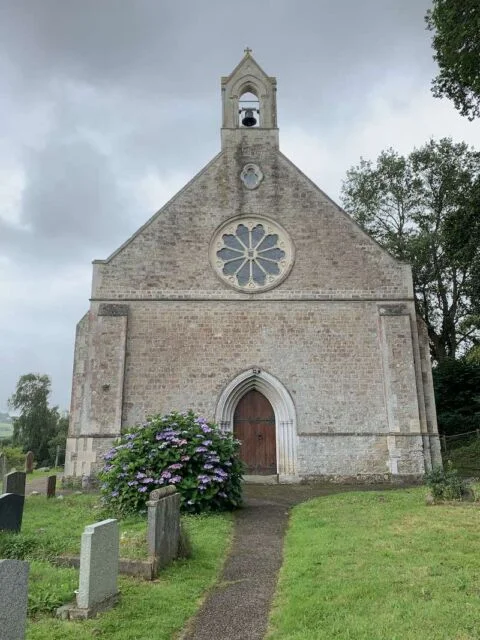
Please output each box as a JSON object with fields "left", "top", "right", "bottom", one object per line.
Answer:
{"left": 240, "top": 163, "right": 263, "bottom": 189}
{"left": 210, "top": 217, "right": 294, "bottom": 292}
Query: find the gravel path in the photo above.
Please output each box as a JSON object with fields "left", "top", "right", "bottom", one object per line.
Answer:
{"left": 182, "top": 483, "right": 362, "bottom": 640}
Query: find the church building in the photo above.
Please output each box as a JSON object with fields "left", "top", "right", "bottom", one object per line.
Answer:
{"left": 65, "top": 51, "right": 441, "bottom": 482}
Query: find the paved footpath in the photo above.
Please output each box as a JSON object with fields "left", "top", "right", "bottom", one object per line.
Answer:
{"left": 182, "top": 484, "right": 359, "bottom": 640}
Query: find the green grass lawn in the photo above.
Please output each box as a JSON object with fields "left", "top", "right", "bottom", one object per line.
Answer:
{"left": 29, "top": 467, "right": 64, "bottom": 479}
{"left": 267, "top": 488, "right": 480, "bottom": 640}
{"left": 0, "top": 494, "right": 233, "bottom": 639}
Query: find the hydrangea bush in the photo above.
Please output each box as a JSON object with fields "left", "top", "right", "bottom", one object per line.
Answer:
{"left": 99, "top": 411, "right": 243, "bottom": 514}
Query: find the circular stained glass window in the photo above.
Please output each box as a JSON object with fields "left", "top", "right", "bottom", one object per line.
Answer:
{"left": 210, "top": 217, "right": 294, "bottom": 292}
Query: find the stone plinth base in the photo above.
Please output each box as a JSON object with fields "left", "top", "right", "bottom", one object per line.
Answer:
{"left": 57, "top": 592, "right": 120, "bottom": 620}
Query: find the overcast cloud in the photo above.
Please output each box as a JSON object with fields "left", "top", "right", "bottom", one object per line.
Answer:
{"left": 1, "top": 0, "right": 480, "bottom": 411}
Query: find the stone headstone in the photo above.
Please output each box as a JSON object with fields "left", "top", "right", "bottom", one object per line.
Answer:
{"left": 146, "top": 486, "right": 181, "bottom": 572}
{"left": 46, "top": 475, "right": 56, "bottom": 498}
{"left": 24, "top": 451, "right": 34, "bottom": 474}
{"left": 0, "top": 494, "right": 25, "bottom": 533}
{"left": 77, "top": 519, "right": 119, "bottom": 613}
{"left": 0, "top": 452, "right": 7, "bottom": 484}
{"left": 4, "top": 471, "right": 26, "bottom": 496}
{"left": 0, "top": 559, "right": 29, "bottom": 639}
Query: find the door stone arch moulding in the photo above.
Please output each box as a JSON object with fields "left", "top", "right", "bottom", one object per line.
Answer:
{"left": 215, "top": 368, "right": 298, "bottom": 482}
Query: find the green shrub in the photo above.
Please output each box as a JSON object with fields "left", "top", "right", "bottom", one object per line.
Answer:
{"left": 425, "top": 462, "right": 467, "bottom": 501}
{"left": 99, "top": 411, "right": 243, "bottom": 515}
{"left": 0, "top": 445, "right": 25, "bottom": 470}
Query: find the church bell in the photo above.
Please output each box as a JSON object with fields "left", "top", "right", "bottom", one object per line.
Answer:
{"left": 241, "top": 108, "right": 258, "bottom": 127}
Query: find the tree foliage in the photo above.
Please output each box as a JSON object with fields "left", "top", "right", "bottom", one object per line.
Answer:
{"left": 8, "top": 374, "right": 65, "bottom": 465}
{"left": 432, "top": 358, "right": 480, "bottom": 435}
{"left": 341, "top": 138, "right": 480, "bottom": 362}
{"left": 426, "top": 0, "right": 480, "bottom": 120}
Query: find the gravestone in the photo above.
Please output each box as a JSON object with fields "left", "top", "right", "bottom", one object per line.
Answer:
{"left": 74, "top": 519, "right": 119, "bottom": 617}
{"left": 4, "top": 471, "right": 26, "bottom": 496}
{"left": 0, "top": 452, "right": 7, "bottom": 485}
{"left": 0, "top": 494, "right": 25, "bottom": 533}
{"left": 24, "top": 451, "right": 34, "bottom": 474}
{"left": 46, "top": 475, "right": 56, "bottom": 498}
{"left": 0, "top": 559, "right": 29, "bottom": 639}
{"left": 146, "top": 486, "right": 181, "bottom": 572}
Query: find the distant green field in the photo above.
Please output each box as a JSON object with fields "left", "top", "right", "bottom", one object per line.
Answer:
{"left": 0, "top": 422, "right": 13, "bottom": 439}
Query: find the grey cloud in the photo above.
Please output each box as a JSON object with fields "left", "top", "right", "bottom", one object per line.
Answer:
{"left": 0, "top": 0, "right": 451, "bottom": 411}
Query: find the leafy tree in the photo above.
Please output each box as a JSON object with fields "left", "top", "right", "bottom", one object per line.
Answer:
{"left": 47, "top": 412, "right": 69, "bottom": 466}
{"left": 426, "top": 0, "right": 480, "bottom": 120}
{"left": 341, "top": 138, "right": 480, "bottom": 362}
{"left": 432, "top": 358, "right": 480, "bottom": 435}
{"left": 8, "top": 374, "right": 60, "bottom": 465}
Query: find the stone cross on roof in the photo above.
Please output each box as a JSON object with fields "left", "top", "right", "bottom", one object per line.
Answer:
{"left": 244, "top": 47, "right": 253, "bottom": 55}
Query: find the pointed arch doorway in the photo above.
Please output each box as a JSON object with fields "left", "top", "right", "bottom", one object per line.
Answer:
{"left": 234, "top": 389, "right": 276, "bottom": 475}
{"left": 215, "top": 368, "right": 298, "bottom": 482}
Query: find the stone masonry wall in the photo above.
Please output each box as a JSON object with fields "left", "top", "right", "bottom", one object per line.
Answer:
{"left": 91, "top": 132, "right": 412, "bottom": 302}
{"left": 67, "top": 117, "right": 436, "bottom": 479}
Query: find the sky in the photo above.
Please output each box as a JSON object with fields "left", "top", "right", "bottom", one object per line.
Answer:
{"left": 1, "top": 0, "right": 480, "bottom": 412}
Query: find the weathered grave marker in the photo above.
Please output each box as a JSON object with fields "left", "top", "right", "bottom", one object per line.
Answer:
{"left": 147, "top": 486, "right": 181, "bottom": 573}
{"left": 24, "top": 451, "right": 34, "bottom": 474}
{"left": 0, "top": 559, "right": 29, "bottom": 640}
{"left": 0, "top": 452, "right": 7, "bottom": 485}
{"left": 77, "top": 518, "right": 119, "bottom": 616}
{"left": 58, "top": 519, "right": 120, "bottom": 619}
{"left": 4, "top": 471, "right": 26, "bottom": 496}
{"left": 0, "top": 494, "right": 25, "bottom": 533}
{"left": 46, "top": 475, "right": 56, "bottom": 498}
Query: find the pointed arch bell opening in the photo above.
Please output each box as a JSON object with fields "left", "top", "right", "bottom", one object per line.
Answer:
{"left": 215, "top": 369, "right": 298, "bottom": 481}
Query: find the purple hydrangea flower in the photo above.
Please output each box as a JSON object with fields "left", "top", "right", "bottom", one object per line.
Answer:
{"left": 138, "top": 486, "right": 148, "bottom": 493}
{"left": 170, "top": 475, "right": 182, "bottom": 484}
{"left": 128, "top": 480, "right": 138, "bottom": 487}
{"left": 181, "top": 455, "right": 190, "bottom": 462}
{"left": 202, "top": 440, "right": 213, "bottom": 446}
{"left": 162, "top": 470, "right": 172, "bottom": 479}
{"left": 169, "top": 463, "right": 183, "bottom": 470}
{"left": 201, "top": 424, "right": 212, "bottom": 433}
{"left": 203, "top": 463, "right": 213, "bottom": 470}
{"left": 136, "top": 472, "right": 146, "bottom": 479}
{"left": 142, "top": 477, "right": 154, "bottom": 484}
{"left": 195, "top": 446, "right": 208, "bottom": 453}
{"left": 111, "top": 490, "right": 119, "bottom": 497}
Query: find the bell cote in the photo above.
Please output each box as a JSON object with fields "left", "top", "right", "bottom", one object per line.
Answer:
{"left": 221, "top": 49, "right": 278, "bottom": 149}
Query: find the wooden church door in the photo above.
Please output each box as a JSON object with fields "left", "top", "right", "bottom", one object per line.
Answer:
{"left": 233, "top": 390, "right": 276, "bottom": 475}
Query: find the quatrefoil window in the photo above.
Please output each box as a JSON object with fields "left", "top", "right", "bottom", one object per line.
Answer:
{"left": 210, "top": 217, "right": 294, "bottom": 292}
{"left": 240, "top": 163, "right": 263, "bottom": 189}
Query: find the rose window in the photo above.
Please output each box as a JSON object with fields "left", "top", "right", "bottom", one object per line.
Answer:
{"left": 210, "top": 217, "right": 294, "bottom": 292}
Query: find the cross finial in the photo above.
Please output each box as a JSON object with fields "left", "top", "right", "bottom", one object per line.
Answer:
{"left": 244, "top": 47, "right": 253, "bottom": 55}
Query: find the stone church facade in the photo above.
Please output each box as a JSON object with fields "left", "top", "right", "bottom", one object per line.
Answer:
{"left": 65, "top": 51, "right": 442, "bottom": 482}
